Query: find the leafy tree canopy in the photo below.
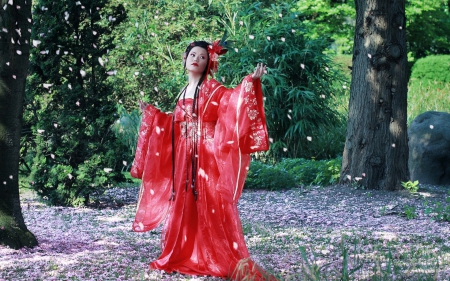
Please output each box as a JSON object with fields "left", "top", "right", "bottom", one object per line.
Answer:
{"left": 26, "top": 0, "right": 127, "bottom": 206}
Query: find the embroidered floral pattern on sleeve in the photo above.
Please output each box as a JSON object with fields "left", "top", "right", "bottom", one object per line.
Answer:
{"left": 242, "top": 80, "right": 267, "bottom": 150}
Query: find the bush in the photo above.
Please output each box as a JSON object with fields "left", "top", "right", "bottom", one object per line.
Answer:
{"left": 216, "top": 2, "right": 348, "bottom": 160}
{"left": 26, "top": 0, "right": 127, "bottom": 206}
{"left": 410, "top": 55, "right": 450, "bottom": 83}
{"left": 245, "top": 161, "right": 296, "bottom": 190}
{"left": 277, "top": 157, "right": 342, "bottom": 186}
{"left": 245, "top": 157, "right": 342, "bottom": 189}
{"left": 110, "top": 104, "right": 141, "bottom": 171}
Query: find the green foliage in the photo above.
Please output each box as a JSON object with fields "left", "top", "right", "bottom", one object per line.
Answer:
{"left": 245, "top": 157, "right": 341, "bottom": 189}
{"left": 407, "top": 78, "right": 450, "bottom": 124}
{"left": 26, "top": 0, "right": 127, "bottom": 206}
{"left": 277, "top": 157, "right": 342, "bottom": 186}
{"left": 401, "top": 180, "right": 420, "bottom": 193}
{"left": 294, "top": 0, "right": 356, "bottom": 54}
{"left": 110, "top": 104, "right": 141, "bottom": 170}
{"left": 424, "top": 191, "right": 450, "bottom": 222}
{"left": 107, "top": 0, "right": 224, "bottom": 111}
{"left": 403, "top": 205, "right": 418, "bottom": 220}
{"left": 410, "top": 55, "right": 450, "bottom": 83}
{"left": 245, "top": 161, "right": 296, "bottom": 190}
{"left": 407, "top": 0, "right": 450, "bottom": 60}
{"left": 407, "top": 55, "right": 450, "bottom": 123}
{"left": 216, "top": 2, "right": 347, "bottom": 160}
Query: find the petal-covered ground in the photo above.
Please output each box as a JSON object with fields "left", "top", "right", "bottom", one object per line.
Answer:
{"left": 1, "top": 185, "right": 450, "bottom": 280}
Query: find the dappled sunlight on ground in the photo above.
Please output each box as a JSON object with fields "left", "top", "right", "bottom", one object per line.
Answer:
{"left": 1, "top": 186, "right": 450, "bottom": 280}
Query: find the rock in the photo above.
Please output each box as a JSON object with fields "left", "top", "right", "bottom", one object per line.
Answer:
{"left": 408, "top": 111, "right": 450, "bottom": 185}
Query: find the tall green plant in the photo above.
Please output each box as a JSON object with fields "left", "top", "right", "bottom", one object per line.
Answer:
{"left": 216, "top": 2, "right": 347, "bottom": 160}
{"left": 110, "top": 104, "right": 141, "bottom": 171}
{"left": 107, "top": 0, "right": 223, "bottom": 111}
{"left": 26, "top": 0, "right": 127, "bottom": 206}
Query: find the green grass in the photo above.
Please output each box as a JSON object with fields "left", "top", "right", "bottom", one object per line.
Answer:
{"left": 407, "top": 78, "right": 450, "bottom": 124}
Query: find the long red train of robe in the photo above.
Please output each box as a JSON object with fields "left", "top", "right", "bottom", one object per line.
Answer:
{"left": 130, "top": 75, "right": 276, "bottom": 280}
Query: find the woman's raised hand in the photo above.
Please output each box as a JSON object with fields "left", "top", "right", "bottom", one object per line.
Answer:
{"left": 252, "top": 63, "right": 267, "bottom": 81}
{"left": 139, "top": 100, "right": 149, "bottom": 111}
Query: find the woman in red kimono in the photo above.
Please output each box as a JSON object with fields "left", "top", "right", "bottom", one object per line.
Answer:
{"left": 130, "top": 40, "right": 276, "bottom": 280}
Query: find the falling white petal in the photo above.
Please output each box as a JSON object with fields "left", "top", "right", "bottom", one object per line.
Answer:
{"left": 43, "top": 83, "right": 52, "bottom": 89}
{"left": 80, "top": 69, "right": 86, "bottom": 77}
{"left": 32, "top": 40, "right": 41, "bottom": 47}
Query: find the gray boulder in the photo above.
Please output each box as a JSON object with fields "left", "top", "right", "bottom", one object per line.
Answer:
{"left": 408, "top": 111, "right": 450, "bottom": 185}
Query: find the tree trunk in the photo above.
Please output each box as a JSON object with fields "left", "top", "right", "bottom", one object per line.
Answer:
{"left": 0, "top": 0, "right": 38, "bottom": 249}
{"left": 340, "top": 0, "right": 409, "bottom": 190}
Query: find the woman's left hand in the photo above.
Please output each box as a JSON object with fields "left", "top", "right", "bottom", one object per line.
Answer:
{"left": 252, "top": 63, "right": 267, "bottom": 81}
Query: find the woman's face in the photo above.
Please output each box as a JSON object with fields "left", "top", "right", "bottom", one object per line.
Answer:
{"left": 185, "top": 46, "right": 208, "bottom": 74}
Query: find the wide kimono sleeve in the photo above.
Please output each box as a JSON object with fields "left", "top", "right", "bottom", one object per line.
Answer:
{"left": 130, "top": 104, "right": 173, "bottom": 232}
{"left": 213, "top": 75, "right": 269, "bottom": 203}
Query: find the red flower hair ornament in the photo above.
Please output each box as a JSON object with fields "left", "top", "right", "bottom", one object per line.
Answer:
{"left": 207, "top": 40, "right": 228, "bottom": 76}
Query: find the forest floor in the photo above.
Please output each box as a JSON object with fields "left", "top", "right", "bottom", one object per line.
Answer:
{"left": 1, "top": 184, "right": 450, "bottom": 280}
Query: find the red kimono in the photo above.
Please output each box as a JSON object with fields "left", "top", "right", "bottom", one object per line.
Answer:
{"left": 131, "top": 75, "right": 275, "bottom": 280}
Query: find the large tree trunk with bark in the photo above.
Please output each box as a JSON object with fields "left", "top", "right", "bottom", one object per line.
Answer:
{"left": 340, "top": 0, "right": 409, "bottom": 190}
{"left": 0, "top": 0, "right": 38, "bottom": 249}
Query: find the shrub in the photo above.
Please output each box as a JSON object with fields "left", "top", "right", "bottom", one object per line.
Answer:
{"left": 245, "top": 157, "right": 342, "bottom": 189}
{"left": 277, "top": 157, "right": 342, "bottom": 186}
{"left": 217, "top": 2, "right": 348, "bottom": 160}
{"left": 245, "top": 161, "right": 296, "bottom": 190}
{"left": 26, "top": 0, "right": 127, "bottom": 206}
{"left": 410, "top": 55, "right": 450, "bottom": 83}
{"left": 110, "top": 104, "right": 141, "bottom": 171}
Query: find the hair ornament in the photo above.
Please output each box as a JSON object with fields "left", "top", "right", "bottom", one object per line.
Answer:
{"left": 207, "top": 40, "right": 228, "bottom": 74}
